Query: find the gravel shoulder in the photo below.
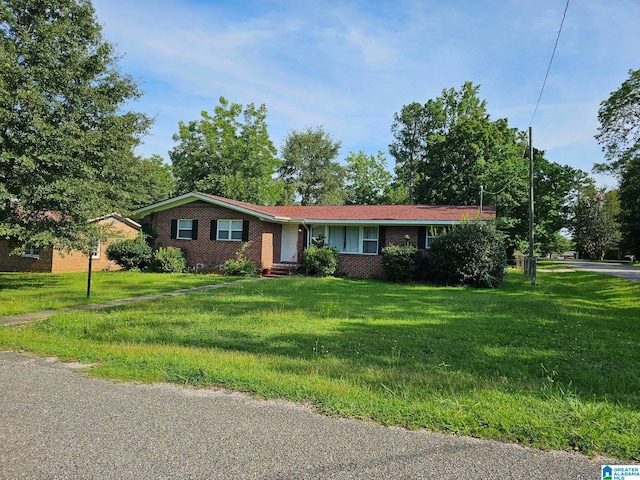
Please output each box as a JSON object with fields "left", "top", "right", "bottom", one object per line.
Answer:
{"left": 0, "top": 351, "right": 619, "bottom": 479}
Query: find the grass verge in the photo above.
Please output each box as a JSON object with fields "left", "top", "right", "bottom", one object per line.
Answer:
{"left": 0, "top": 271, "right": 240, "bottom": 316}
{"left": 0, "top": 270, "right": 638, "bottom": 460}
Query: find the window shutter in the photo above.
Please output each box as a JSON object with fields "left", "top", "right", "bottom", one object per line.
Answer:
{"left": 378, "top": 226, "right": 386, "bottom": 255}
{"left": 417, "top": 226, "right": 427, "bottom": 249}
{"left": 302, "top": 225, "right": 308, "bottom": 249}
{"left": 170, "top": 219, "right": 177, "bottom": 239}
{"left": 242, "top": 220, "right": 249, "bottom": 242}
{"left": 210, "top": 220, "right": 217, "bottom": 240}
{"left": 191, "top": 220, "right": 199, "bottom": 240}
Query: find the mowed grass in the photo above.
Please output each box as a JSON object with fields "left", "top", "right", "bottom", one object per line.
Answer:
{"left": 0, "top": 271, "right": 239, "bottom": 316}
{"left": 0, "top": 270, "right": 638, "bottom": 460}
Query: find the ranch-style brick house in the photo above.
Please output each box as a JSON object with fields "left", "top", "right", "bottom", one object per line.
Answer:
{"left": 0, "top": 214, "right": 140, "bottom": 273}
{"left": 133, "top": 192, "right": 496, "bottom": 278}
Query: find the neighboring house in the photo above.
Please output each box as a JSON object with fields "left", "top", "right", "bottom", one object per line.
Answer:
{"left": 132, "top": 192, "right": 496, "bottom": 278}
{"left": 0, "top": 214, "right": 140, "bottom": 273}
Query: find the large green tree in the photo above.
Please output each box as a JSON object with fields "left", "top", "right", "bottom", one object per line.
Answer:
{"left": 0, "top": 0, "right": 151, "bottom": 251}
{"left": 344, "top": 151, "right": 392, "bottom": 205}
{"left": 595, "top": 68, "right": 640, "bottom": 257}
{"left": 570, "top": 185, "right": 621, "bottom": 260}
{"left": 618, "top": 156, "right": 640, "bottom": 257}
{"left": 390, "top": 82, "right": 586, "bottom": 254}
{"left": 170, "top": 97, "right": 282, "bottom": 205}
{"left": 278, "top": 127, "right": 345, "bottom": 205}
{"left": 124, "top": 155, "right": 175, "bottom": 211}
{"left": 389, "top": 102, "right": 425, "bottom": 204}
{"left": 595, "top": 68, "right": 640, "bottom": 175}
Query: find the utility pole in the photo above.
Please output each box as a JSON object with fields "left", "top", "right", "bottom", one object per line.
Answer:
{"left": 529, "top": 126, "right": 535, "bottom": 258}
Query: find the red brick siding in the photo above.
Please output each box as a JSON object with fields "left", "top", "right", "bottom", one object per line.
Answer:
{"left": 51, "top": 219, "right": 139, "bottom": 273}
{"left": 145, "top": 205, "right": 281, "bottom": 269}
{"left": 0, "top": 218, "right": 138, "bottom": 273}
{"left": 336, "top": 254, "right": 384, "bottom": 278}
{"left": 0, "top": 242, "right": 54, "bottom": 272}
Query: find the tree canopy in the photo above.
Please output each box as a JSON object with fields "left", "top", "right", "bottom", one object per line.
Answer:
{"left": 344, "top": 151, "right": 392, "bottom": 205}
{"left": 170, "top": 97, "right": 282, "bottom": 205}
{"left": 278, "top": 127, "right": 345, "bottom": 205}
{"left": 596, "top": 68, "right": 640, "bottom": 258}
{"left": 389, "top": 82, "right": 586, "bottom": 254}
{"left": 595, "top": 68, "right": 640, "bottom": 175}
{"left": 569, "top": 185, "right": 621, "bottom": 260}
{"left": 0, "top": 0, "right": 151, "bottom": 251}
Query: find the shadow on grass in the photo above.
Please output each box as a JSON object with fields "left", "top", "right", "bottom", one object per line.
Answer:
{"left": 34, "top": 271, "right": 640, "bottom": 408}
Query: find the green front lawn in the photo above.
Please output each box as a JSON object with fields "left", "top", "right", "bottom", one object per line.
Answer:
{"left": 1, "top": 270, "right": 638, "bottom": 460}
{"left": 0, "top": 271, "right": 239, "bottom": 316}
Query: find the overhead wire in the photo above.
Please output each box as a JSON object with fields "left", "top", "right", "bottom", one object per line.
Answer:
{"left": 482, "top": 0, "right": 570, "bottom": 202}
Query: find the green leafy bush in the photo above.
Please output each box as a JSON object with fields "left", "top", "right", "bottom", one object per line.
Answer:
{"left": 427, "top": 223, "right": 506, "bottom": 288}
{"left": 302, "top": 244, "right": 339, "bottom": 277}
{"left": 223, "top": 242, "right": 258, "bottom": 276}
{"left": 381, "top": 242, "right": 419, "bottom": 282}
{"left": 152, "top": 247, "right": 187, "bottom": 273}
{"left": 106, "top": 234, "right": 152, "bottom": 270}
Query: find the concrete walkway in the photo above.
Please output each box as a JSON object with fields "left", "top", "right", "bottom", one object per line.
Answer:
{"left": 0, "top": 351, "right": 618, "bottom": 479}
{"left": 0, "top": 277, "right": 265, "bottom": 326}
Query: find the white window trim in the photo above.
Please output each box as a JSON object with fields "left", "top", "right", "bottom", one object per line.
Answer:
{"left": 425, "top": 226, "right": 450, "bottom": 249}
{"left": 217, "top": 219, "right": 243, "bottom": 242}
{"left": 310, "top": 225, "right": 378, "bottom": 255}
{"left": 21, "top": 246, "right": 40, "bottom": 258}
{"left": 177, "top": 219, "right": 193, "bottom": 240}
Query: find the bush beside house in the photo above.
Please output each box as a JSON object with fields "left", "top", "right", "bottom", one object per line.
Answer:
{"left": 427, "top": 223, "right": 506, "bottom": 288}
{"left": 381, "top": 240, "right": 419, "bottom": 283}
{"left": 106, "top": 234, "right": 153, "bottom": 270}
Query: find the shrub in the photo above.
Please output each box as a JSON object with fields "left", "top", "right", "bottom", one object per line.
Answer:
{"left": 302, "top": 244, "right": 339, "bottom": 277}
{"left": 106, "top": 234, "right": 152, "bottom": 270}
{"left": 223, "top": 242, "right": 258, "bottom": 276}
{"left": 381, "top": 242, "right": 419, "bottom": 282}
{"left": 152, "top": 247, "right": 187, "bottom": 273}
{"left": 426, "top": 223, "right": 506, "bottom": 288}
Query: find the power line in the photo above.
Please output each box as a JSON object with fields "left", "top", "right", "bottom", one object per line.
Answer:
{"left": 529, "top": 0, "right": 570, "bottom": 127}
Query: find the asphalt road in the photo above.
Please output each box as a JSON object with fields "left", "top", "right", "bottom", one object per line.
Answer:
{"left": 0, "top": 351, "right": 616, "bottom": 480}
{"left": 562, "top": 260, "right": 640, "bottom": 283}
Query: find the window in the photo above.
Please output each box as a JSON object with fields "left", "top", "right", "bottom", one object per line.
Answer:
{"left": 177, "top": 219, "right": 193, "bottom": 240}
{"left": 362, "top": 227, "right": 379, "bottom": 254}
{"left": 22, "top": 246, "right": 40, "bottom": 258}
{"left": 217, "top": 220, "right": 243, "bottom": 241}
{"left": 426, "top": 226, "right": 449, "bottom": 249}
{"left": 311, "top": 225, "right": 378, "bottom": 255}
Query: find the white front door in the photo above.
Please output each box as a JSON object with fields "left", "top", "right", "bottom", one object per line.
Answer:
{"left": 280, "top": 224, "right": 299, "bottom": 263}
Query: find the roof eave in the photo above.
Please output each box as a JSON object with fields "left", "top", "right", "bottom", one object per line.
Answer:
{"left": 131, "top": 192, "right": 280, "bottom": 222}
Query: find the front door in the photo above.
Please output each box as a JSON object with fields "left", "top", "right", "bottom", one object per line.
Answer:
{"left": 280, "top": 224, "right": 299, "bottom": 263}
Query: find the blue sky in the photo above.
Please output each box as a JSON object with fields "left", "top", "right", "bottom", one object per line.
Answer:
{"left": 92, "top": 0, "right": 640, "bottom": 188}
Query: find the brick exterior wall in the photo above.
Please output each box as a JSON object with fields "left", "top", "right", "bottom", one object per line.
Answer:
{"left": 0, "top": 241, "right": 54, "bottom": 272}
{"left": 0, "top": 217, "right": 139, "bottom": 273}
{"left": 144, "top": 204, "right": 283, "bottom": 270}
{"left": 334, "top": 226, "right": 424, "bottom": 278}
{"left": 142, "top": 204, "right": 437, "bottom": 278}
{"left": 51, "top": 218, "right": 139, "bottom": 273}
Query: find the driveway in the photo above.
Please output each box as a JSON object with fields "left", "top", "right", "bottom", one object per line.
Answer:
{"left": 562, "top": 260, "right": 640, "bottom": 283}
{"left": 0, "top": 351, "right": 616, "bottom": 479}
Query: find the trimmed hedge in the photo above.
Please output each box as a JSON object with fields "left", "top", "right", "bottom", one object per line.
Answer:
{"left": 106, "top": 234, "right": 152, "bottom": 270}
{"left": 302, "top": 245, "right": 339, "bottom": 277}
{"left": 426, "top": 223, "right": 506, "bottom": 288}
{"left": 381, "top": 243, "right": 419, "bottom": 282}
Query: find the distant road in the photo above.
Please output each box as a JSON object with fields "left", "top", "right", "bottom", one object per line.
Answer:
{"left": 562, "top": 260, "right": 640, "bottom": 283}
{"left": 0, "top": 351, "right": 613, "bottom": 480}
